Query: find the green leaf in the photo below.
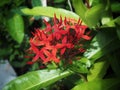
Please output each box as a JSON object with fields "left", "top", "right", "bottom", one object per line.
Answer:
{"left": 21, "top": 6, "right": 79, "bottom": 20}
{"left": 89, "top": 0, "right": 107, "bottom": 7}
{"left": 111, "top": 2, "right": 120, "bottom": 13}
{"left": 0, "top": 48, "right": 12, "bottom": 57}
{"left": 13, "top": 0, "right": 24, "bottom": 6}
{"left": 72, "top": 0, "right": 87, "bottom": 21}
{"left": 104, "top": 16, "right": 120, "bottom": 27}
{"left": 114, "top": 16, "right": 120, "bottom": 26}
{"left": 72, "top": 0, "right": 107, "bottom": 27}
{"left": 32, "top": 0, "right": 42, "bottom": 7}
{"left": 84, "top": 27, "right": 120, "bottom": 62}
{"left": 101, "top": 1, "right": 114, "bottom": 26}
{"left": 107, "top": 51, "right": 120, "bottom": 76}
{"left": 87, "top": 58, "right": 109, "bottom": 81}
{"left": 54, "top": 0, "right": 64, "bottom": 3}
{"left": 3, "top": 69, "right": 72, "bottom": 90}
{"left": 116, "top": 22, "right": 120, "bottom": 40}
{"left": 7, "top": 13, "right": 24, "bottom": 44}
{"left": 89, "top": 0, "right": 101, "bottom": 6}
{"left": 85, "top": 4, "right": 105, "bottom": 27}
{"left": 69, "top": 58, "right": 90, "bottom": 73}
{"left": 72, "top": 78, "right": 120, "bottom": 90}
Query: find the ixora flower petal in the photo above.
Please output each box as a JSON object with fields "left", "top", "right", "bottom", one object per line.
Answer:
{"left": 27, "top": 15, "right": 91, "bottom": 65}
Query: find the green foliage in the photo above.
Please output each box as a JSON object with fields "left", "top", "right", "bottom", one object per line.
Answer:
{"left": 3, "top": 69, "right": 72, "bottom": 90}
{"left": 87, "top": 59, "right": 109, "bottom": 81}
{"left": 72, "top": 0, "right": 107, "bottom": 27}
{"left": 72, "top": 78, "right": 120, "bottom": 90}
{"left": 69, "top": 58, "right": 90, "bottom": 73}
{"left": 31, "top": 0, "right": 42, "bottom": 7}
{"left": 111, "top": 2, "right": 120, "bottom": 13}
{"left": 7, "top": 13, "right": 24, "bottom": 44}
{"left": 84, "top": 28, "right": 120, "bottom": 62}
{"left": 72, "top": 0, "right": 87, "bottom": 22}
{"left": 107, "top": 50, "right": 120, "bottom": 76}
{"left": 0, "top": 0, "right": 11, "bottom": 7}
{"left": 85, "top": 4, "right": 105, "bottom": 27}
{"left": 1, "top": 0, "right": 120, "bottom": 90}
{"left": 20, "top": 6, "right": 79, "bottom": 20}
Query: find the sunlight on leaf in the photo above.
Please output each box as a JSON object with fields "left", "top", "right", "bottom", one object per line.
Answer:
{"left": 3, "top": 69, "right": 72, "bottom": 90}
{"left": 21, "top": 6, "right": 79, "bottom": 20}
{"left": 72, "top": 0, "right": 87, "bottom": 22}
{"left": 72, "top": 78, "right": 120, "bottom": 90}
{"left": 85, "top": 4, "right": 105, "bottom": 27}
{"left": 87, "top": 59, "right": 109, "bottom": 81}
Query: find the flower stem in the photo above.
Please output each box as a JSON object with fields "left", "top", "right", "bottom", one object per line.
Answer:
{"left": 78, "top": 73, "right": 88, "bottom": 82}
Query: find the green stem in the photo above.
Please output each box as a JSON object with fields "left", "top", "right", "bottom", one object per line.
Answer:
{"left": 78, "top": 73, "right": 88, "bottom": 82}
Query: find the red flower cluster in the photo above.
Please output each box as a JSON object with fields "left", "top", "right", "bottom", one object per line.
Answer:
{"left": 27, "top": 15, "right": 91, "bottom": 64}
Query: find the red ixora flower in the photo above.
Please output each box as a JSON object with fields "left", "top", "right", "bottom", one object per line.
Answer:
{"left": 27, "top": 14, "right": 91, "bottom": 65}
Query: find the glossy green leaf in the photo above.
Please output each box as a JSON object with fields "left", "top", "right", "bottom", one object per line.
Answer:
{"left": 21, "top": 6, "right": 79, "bottom": 20}
{"left": 84, "top": 27, "right": 120, "bottom": 62}
{"left": 89, "top": 0, "right": 101, "bottom": 6}
{"left": 89, "top": 0, "right": 107, "bottom": 7}
{"left": 101, "top": 1, "right": 114, "bottom": 26}
{"left": 7, "top": 14, "right": 24, "bottom": 44}
{"left": 85, "top": 4, "right": 105, "bottom": 27}
{"left": 72, "top": 0, "right": 106, "bottom": 27}
{"left": 101, "top": 14, "right": 114, "bottom": 26}
{"left": 104, "top": 16, "right": 120, "bottom": 27}
{"left": 72, "top": 0, "right": 87, "bottom": 21}
{"left": 72, "top": 78, "right": 120, "bottom": 90}
{"left": 3, "top": 69, "right": 72, "bottom": 90}
{"left": 87, "top": 59, "right": 109, "bottom": 81}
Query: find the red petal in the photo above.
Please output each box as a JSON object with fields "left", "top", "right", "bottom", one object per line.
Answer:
{"left": 82, "top": 35, "right": 91, "bottom": 40}
{"left": 52, "top": 48, "right": 57, "bottom": 56}
{"left": 80, "top": 25, "right": 88, "bottom": 29}
{"left": 64, "top": 17, "right": 67, "bottom": 25}
{"left": 66, "top": 44, "right": 74, "bottom": 48}
{"left": 61, "top": 48, "right": 66, "bottom": 55}
{"left": 55, "top": 44, "right": 64, "bottom": 48}
{"left": 33, "top": 54, "right": 39, "bottom": 61}
{"left": 43, "top": 19, "right": 52, "bottom": 32}
{"left": 60, "top": 30, "right": 67, "bottom": 35}
{"left": 53, "top": 57, "right": 60, "bottom": 63}
{"left": 30, "top": 44, "right": 39, "bottom": 54}
{"left": 58, "top": 16, "right": 62, "bottom": 26}
{"left": 43, "top": 49, "right": 51, "bottom": 57}
{"left": 79, "top": 48, "right": 86, "bottom": 53}
{"left": 56, "top": 33, "right": 61, "bottom": 40}
{"left": 62, "top": 36, "right": 67, "bottom": 44}
{"left": 53, "top": 14, "right": 57, "bottom": 24}
{"left": 27, "top": 61, "right": 34, "bottom": 65}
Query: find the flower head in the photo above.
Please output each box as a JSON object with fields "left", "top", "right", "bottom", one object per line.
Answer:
{"left": 27, "top": 15, "right": 91, "bottom": 65}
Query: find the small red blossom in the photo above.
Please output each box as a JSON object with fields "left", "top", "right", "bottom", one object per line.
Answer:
{"left": 27, "top": 61, "right": 34, "bottom": 65}
{"left": 27, "top": 15, "right": 91, "bottom": 65}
